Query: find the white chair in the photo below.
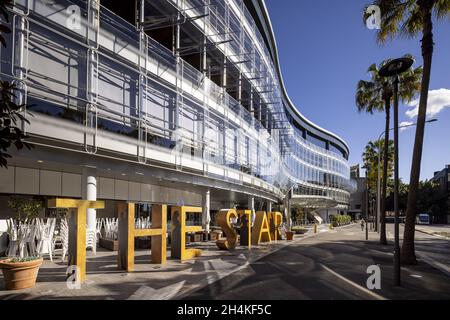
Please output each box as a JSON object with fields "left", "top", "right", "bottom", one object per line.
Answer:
{"left": 95, "top": 218, "right": 104, "bottom": 243}
{"left": 86, "top": 229, "right": 96, "bottom": 255}
{"left": 36, "top": 218, "right": 56, "bottom": 261}
{"left": 104, "top": 218, "right": 118, "bottom": 240}
{"left": 59, "top": 217, "right": 69, "bottom": 262}
{"left": 6, "top": 219, "right": 18, "bottom": 257}
{"left": 22, "top": 219, "right": 39, "bottom": 257}
{"left": 52, "top": 218, "right": 69, "bottom": 262}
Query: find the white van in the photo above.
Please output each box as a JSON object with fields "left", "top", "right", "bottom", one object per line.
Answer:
{"left": 416, "top": 213, "right": 430, "bottom": 225}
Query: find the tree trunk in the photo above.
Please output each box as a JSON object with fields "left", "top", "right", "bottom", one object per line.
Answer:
{"left": 380, "top": 99, "right": 390, "bottom": 245}
{"left": 401, "top": 8, "right": 434, "bottom": 265}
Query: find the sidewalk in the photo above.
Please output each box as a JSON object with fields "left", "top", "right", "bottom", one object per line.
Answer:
{"left": 415, "top": 224, "right": 450, "bottom": 239}
{"left": 0, "top": 227, "right": 329, "bottom": 300}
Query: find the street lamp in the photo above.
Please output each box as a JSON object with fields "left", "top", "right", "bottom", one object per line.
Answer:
{"left": 375, "top": 118, "right": 437, "bottom": 236}
{"left": 379, "top": 57, "right": 413, "bottom": 287}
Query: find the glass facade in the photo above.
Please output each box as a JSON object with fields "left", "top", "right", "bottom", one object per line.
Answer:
{"left": 1, "top": 0, "right": 355, "bottom": 206}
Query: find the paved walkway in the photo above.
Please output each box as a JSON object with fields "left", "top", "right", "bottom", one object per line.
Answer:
{"left": 387, "top": 224, "right": 450, "bottom": 278}
{"left": 0, "top": 226, "right": 329, "bottom": 300}
{"left": 186, "top": 224, "right": 450, "bottom": 300}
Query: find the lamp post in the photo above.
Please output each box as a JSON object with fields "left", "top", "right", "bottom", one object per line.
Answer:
{"left": 379, "top": 57, "right": 413, "bottom": 286}
{"left": 375, "top": 118, "right": 437, "bottom": 236}
{"left": 365, "top": 166, "right": 369, "bottom": 241}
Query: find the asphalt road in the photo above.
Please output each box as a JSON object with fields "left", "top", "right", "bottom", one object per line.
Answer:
{"left": 185, "top": 224, "right": 450, "bottom": 300}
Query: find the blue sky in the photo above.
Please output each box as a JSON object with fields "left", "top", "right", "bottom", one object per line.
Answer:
{"left": 265, "top": 0, "right": 450, "bottom": 181}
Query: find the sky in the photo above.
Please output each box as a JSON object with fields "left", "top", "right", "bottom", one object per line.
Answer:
{"left": 265, "top": 0, "right": 450, "bottom": 182}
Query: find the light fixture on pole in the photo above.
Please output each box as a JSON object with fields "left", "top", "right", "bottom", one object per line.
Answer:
{"left": 379, "top": 56, "right": 414, "bottom": 287}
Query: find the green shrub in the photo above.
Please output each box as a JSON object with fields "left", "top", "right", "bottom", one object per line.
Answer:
{"left": 330, "top": 215, "right": 352, "bottom": 226}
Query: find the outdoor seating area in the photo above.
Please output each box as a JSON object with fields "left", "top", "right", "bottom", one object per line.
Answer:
{"left": 3, "top": 218, "right": 59, "bottom": 261}
{"left": 0, "top": 216, "right": 222, "bottom": 260}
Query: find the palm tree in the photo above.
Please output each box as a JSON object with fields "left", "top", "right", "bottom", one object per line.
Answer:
{"left": 356, "top": 58, "right": 421, "bottom": 245}
{"left": 370, "top": 0, "right": 450, "bottom": 265}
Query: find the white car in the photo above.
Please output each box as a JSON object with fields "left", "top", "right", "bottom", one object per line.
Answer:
{"left": 416, "top": 213, "right": 430, "bottom": 225}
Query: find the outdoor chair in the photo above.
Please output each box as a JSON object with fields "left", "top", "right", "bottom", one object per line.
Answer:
{"left": 36, "top": 218, "right": 56, "bottom": 261}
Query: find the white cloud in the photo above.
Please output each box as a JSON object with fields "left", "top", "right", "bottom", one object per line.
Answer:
{"left": 400, "top": 121, "right": 414, "bottom": 132}
{"left": 405, "top": 88, "right": 450, "bottom": 119}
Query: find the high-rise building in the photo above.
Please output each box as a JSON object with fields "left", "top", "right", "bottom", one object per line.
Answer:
{"left": 0, "top": 0, "right": 355, "bottom": 227}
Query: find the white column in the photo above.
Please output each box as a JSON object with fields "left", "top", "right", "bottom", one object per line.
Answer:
{"left": 202, "top": 189, "right": 211, "bottom": 232}
{"left": 85, "top": 174, "right": 97, "bottom": 231}
{"left": 248, "top": 196, "right": 255, "bottom": 226}
{"left": 266, "top": 201, "right": 272, "bottom": 213}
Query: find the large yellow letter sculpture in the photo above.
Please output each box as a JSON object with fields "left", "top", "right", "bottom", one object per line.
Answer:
{"left": 269, "top": 211, "right": 283, "bottom": 241}
{"left": 171, "top": 206, "right": 203, "bottom": 261}
{"left": 251, "top": 211, "right": 272, "bottom": 245}
{"left": 238, "top": 210, "right": 252, "bottom": 248}
{"left": 47, "top": 198, "right": 105, "bottom": 282}
{"left": 216, "top": 209, "right": 238, "bottom": 250}
{"left": 117, "top": 202, "right": 167, "bottom": 272}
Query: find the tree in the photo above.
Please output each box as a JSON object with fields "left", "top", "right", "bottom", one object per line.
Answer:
{"left": 362, "top": 140, "right": 390, "bottom": 192}
{"left": 0, "top": 0, "right": 32, "bottom": 168}
{"left": 370, "top": 0, "right": 450, "bottom": 264}
{"left": 417, "top": 180, "right": 447, "bottom": 222}
{"left": 387, "top": 180, "right": 448, "bottom": 222}
{"left": 356, "top": 58, "right": 421, "bottom": 244}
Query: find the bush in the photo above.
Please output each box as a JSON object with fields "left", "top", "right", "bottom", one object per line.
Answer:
{"left": 330, "top": 215, "right": 352, "bottom": 226}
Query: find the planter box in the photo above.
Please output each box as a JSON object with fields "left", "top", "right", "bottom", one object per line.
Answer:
{"left": 286, "top": 231, "right": 294, "bottom": 241}
{"left": 292, "top": 228, "right": 308, "bottom": 234}
{"left": 99, "top": 237, "right": 118, "bottom": 251}
{"left": 190, "top": 233, "right": 202, "bottom": 242}
{"left": 210, "top": 230, "right": 222, "bottom": 241}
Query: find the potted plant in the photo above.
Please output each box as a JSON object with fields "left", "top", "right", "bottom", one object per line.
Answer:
{"left": 0, "top": 197, "right": 44, "bottom": 290}
{"left": 285, "top": 230, "right": 294, "bottom": 240}
{"left": 284, "top": 224, "right": 294, "bottom": 241}
{"left": 0, "top": 256, "right": 43, "bottom": 290}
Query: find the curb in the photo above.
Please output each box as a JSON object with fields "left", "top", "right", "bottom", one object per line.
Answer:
{"left": 415, "top": 228, "right": 450, "bottom": 240}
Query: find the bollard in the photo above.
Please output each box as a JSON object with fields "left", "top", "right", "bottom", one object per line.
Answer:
{"left": 314, "top": 223, "right": 318, "bottom": 234}
{"left": 329, "top": 223, "right": 333, "bottom": 230}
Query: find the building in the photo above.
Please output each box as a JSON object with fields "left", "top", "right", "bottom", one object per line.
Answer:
{"left": 432, "top": 165, "right": 450, "bottom": 223}
{"left": 432, "top": 165, "right": 450, "bottom": 194}
{"left": 348, "top": 164, "right": 366, "bottom": 220}
{"left": 350, "top": 165, "right": 360, "bottom": 180}
{"left": 0, "top": 0, "right": 354, "bottom": 232}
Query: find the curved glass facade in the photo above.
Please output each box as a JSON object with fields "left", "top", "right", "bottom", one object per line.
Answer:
{"left": 1, "top": 0, "right": 355, "bottom": 207}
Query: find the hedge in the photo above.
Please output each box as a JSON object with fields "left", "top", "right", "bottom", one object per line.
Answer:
{"left": 330, "top": 215, "right": 352, "bottom": 226}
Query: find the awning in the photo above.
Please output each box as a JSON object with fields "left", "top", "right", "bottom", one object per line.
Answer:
{"left": 289, "top": 195, "right": 338, "bottom": 209}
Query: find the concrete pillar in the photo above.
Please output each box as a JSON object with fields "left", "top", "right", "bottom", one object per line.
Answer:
{"left": 285, "top": 189, "right": 292, "bottom": 229}
{"left": 83, "top": 170, "right": 97, "bottom": 231}
{"left": 266, "top": 201, "right": 272, "bottom": 213}
{"left": 202, "top": 189, "right": 211, "bottom": 232}
{"left": 287, "top": 200, "right": 292, "bottom": 229}
{"left": 248, "top": 196, "right": 255, "bottom": 226}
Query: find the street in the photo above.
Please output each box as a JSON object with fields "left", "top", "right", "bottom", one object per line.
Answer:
{"left": 185, "top": 224, "right": 450, "bottom": 300}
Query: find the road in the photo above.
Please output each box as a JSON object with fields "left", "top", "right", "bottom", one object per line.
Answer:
{"left": 185, "top": 224, "right": 450, "bottom": 300}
